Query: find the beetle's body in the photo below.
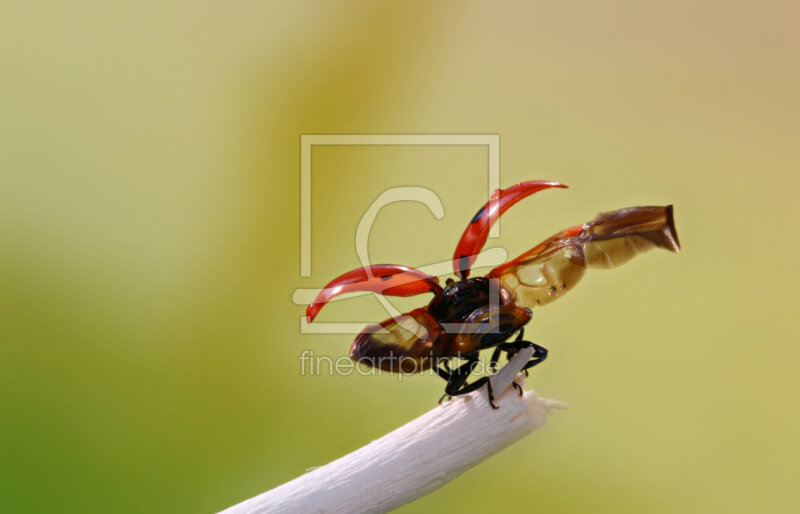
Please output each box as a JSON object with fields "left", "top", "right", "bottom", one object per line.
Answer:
{"left": 307, "top": 181, "right": 680, "bottom": 406}
{"left": 350, "top": 277, "right": 529, "bottom": 373}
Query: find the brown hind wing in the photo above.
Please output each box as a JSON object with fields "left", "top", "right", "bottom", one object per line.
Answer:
{"left": 349, "top": 309, "right": 446, "bottom": 374}
{"left": 488, "top": 205, "right": 680, "bottom": 309}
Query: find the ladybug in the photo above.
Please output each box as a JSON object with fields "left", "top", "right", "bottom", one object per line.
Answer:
{"left": 307, "top": 181, "right": 680, "bottom": 407}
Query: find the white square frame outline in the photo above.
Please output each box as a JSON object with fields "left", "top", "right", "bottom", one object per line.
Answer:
{"left": 300, "top": 134, "right": 501, "bottom": 277}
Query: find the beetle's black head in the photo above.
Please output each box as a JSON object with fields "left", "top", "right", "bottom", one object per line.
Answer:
{"left": 427, "top": 277, "right": 506, "bottom": 324}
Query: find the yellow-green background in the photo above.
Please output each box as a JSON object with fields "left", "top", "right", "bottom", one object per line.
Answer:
{"left": 2, "top": 1, "right": 798, "bottom": 512}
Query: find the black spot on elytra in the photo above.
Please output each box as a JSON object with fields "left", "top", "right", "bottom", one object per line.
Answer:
{"left": 380, "top": 275, "right": 392, "bottom": 281}
{"left": 470, "top": 206, "right": 486, "bottom": 224}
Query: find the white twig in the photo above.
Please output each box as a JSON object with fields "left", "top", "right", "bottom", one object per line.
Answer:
{"left": 221, "top": 349, "right": 566, "bottom": 514}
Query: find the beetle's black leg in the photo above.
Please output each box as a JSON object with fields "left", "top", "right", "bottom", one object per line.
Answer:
{"left": 446, "top": 376, "right": 498, "bottom": 409}
{"left": 444, "top": 355, "right": 479, "bottom": 391}
{"left": 488, "top": 346, "right": 502, "bottom": 374}
{"left": 515, "top": 330, "right": 526, "bottom": 375}
{"left": 440, "top": 355, "right": 500, "bottom": 409}
{"left": 520, "top": 341, "right": 548, "bottom": 371}
{"left": 512, "top": 381, "right": 524, "bottom": 397}
{"left": 487, "top": 379, "right": 499, "bottom": 408}
{"left": 438, "top": 355, "right": 479, "bottom": 403}
{"left": 436, "top": 362, "right": 453, "bottom": 404}
{"left": 448, "top": 375, "right": 487, "bottom": 395}
{"left": 436, "top": 361, "right": 454, "bottom": 404}
{"left": 436, "top": 363, "right": 452, "bottom": 382}
{"left": 497, "top": 340, "right": 548, "bottom": 376}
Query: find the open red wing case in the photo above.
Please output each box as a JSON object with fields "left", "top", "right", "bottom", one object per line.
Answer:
{"left": 488, "top": 205, "right": 680, "bottom": 310}
{"left": 306, "top": 264, "right": 443, "bottom": 322}
{"left": 452, "top": 180, "right": 567, "bottom": 279}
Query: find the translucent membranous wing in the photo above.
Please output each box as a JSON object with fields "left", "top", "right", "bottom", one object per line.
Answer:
{"left": 349, "top": 309, "right": 445, "bottom": 374}
{"left": 488, "top": 205, "right": 680, "bottom": 309}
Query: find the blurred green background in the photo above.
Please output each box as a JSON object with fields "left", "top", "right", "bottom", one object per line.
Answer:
{"left": 2, "top": 1, "right": 798, "bottom": 512}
